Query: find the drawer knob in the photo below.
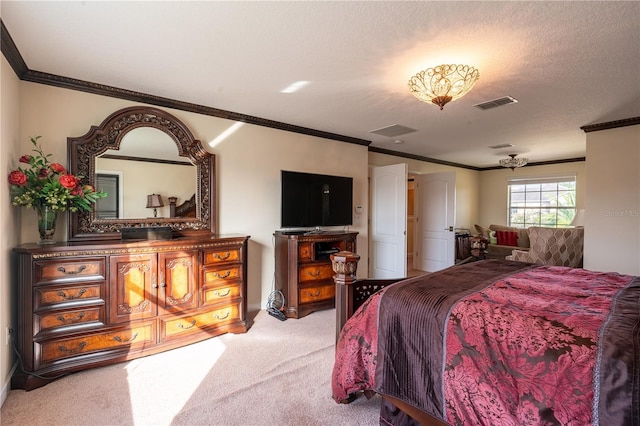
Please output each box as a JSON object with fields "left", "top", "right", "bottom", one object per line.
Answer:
{"left": 113, "top": 332, "right": 139, "bottom": 343}
{"left": 307, "top": 270, "right": 321, "bottom": 277}
{"left": 214, "top": 252, "right": 231, "bottom": 260}
{"left": 177, "top": 320, "right": 196, "bottom": 329}
{"left": 57, "top": 288, "right": 86, "bottom": 300}
{"left": 56, "top": 312, "right": 86, "bottom": 324}
{"left": 57, "top": 265, "right": 87, "bottom": 275}
{"left": 304, "top": 289, "right": 322, "bottom": 297}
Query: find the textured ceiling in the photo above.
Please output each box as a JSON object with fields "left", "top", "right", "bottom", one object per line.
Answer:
{"left": 2, "top": 1, "right": 639, "bottom": 168}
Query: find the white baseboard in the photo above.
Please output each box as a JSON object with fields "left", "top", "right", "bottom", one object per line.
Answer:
{"left": 1, "top": 361, "right": 18, "bottom": 408}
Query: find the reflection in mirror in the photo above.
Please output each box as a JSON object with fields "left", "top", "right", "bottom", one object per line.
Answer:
{"left": 67, "top": 106, "right": 215, "bottom": 241}
{"left": 95, "top": 127, "right": 197, "bottom": 219}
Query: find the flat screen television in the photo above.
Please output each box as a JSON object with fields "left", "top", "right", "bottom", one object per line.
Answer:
{"left": 280, "top": 170, "right": 353, "bottom": 230}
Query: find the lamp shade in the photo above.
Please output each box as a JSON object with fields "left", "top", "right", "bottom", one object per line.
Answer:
{"left": 146, "top": 194, "right": 164, "bottom": 208}
{"left": 408, "top": 64, "right": 479, "bottom": 110}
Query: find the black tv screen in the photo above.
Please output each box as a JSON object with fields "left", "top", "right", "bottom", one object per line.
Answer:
{"left": 281, "top": 170, "right": 353, "bottom": 229}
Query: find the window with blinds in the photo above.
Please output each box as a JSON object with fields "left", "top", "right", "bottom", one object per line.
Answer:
{"left": 507, "top": 175, "right": 576, "bottom": 228}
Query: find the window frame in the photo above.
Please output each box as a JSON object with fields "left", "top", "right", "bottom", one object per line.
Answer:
{"left": 507, "top": 175, "right": 577, "bottom": 228}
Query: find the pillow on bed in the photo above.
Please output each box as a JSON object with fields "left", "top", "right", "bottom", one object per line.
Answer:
{"left": 496, "top": 230, "right": 519, "bottom": 246}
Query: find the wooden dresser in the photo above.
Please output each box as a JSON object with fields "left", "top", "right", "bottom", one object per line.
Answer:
{"left": 12, "top": 234, "right": 249, "bottom": 390}
{"left": 274, "top": 231, "right": 357, "bottom": 318}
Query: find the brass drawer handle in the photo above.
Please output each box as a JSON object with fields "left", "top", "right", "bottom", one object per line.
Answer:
{"left": 57, "top": 265, "right": 87, "bottom": 275}
{"left": 307, "top": 270, "right": 321, "bottom": 277}
{"left": 56, "top": 312, "right": 86, "bottom": 324}
{"left": 113, "top": 332, "right": 138, "bottom": 343}
{"left": 214, "top": 310, "right": 230, "bottom": 320}
{"left": 213, "top": 270, "right": 231, "bottom": 279}
{"left": 57, "top": 288, "right": 86, "bottom": 300}
{"left": 214, "top": 252, "right": 231, "bottom": 261}
{"left": 304, "top": 289, "right": 322, "bottom": 297}
{"left": 58, "top": 341, "right": 87, "bottom": 354}
{"left": 177, "top": 320, "right": 196, "bottom": 329}
{"left": 213, "top": 288, "right": 231, "bottom": 297}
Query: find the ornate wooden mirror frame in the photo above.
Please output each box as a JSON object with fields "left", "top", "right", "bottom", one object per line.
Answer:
{"left": 67, "top": 106, "right": 216, "bottom": 241}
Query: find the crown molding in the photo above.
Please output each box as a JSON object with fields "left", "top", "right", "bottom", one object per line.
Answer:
{"left": 368, "top": 147, "right": 481, "bottom": 171}
{"left": 581, "top": 117, "right": 640, "bottom": 133}
{"left": 1, "top": 18, "right": 604, "bottom": 170}
{"left": 0, "top": 19, "right": 369, "bottom": 149}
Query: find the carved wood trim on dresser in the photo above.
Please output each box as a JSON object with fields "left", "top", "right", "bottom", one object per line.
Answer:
{"left": 12, "top": 235, "right": 249, "bottom": 390}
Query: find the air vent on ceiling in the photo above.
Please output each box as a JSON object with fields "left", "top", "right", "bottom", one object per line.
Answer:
{"left": 369, "top": 124, "right": 417, "bottom": 138}
{"left": 474, "top": 96, "right": 518, "bottom": 111}
{"left": 489, "top": 143, "right": 514, "bottom": 149}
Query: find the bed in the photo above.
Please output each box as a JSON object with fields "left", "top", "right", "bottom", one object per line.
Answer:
{"left": 329, "top": 252, "right": 639, "bottom": 425}
{"left": 169, "top": 194, "right": 196, "bottom": 218}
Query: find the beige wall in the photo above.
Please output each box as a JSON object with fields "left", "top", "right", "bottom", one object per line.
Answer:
{"left": 14, "top": 81, "right": 370, "bottom": 307}
{"left": 585, "top": 125, "right": 640, "bottom": 275}
{"left": 478, "top": 161, "right": 587, "bottom": 226}
{"left": 1, "top": 56, "right": 21, "bottom": 405}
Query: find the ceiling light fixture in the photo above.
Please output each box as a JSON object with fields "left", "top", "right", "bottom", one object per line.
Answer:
{"left": 499, "top": 154, "right": 528, "bottom": 170}
{"left": 408, "top": 64, "right": 479, "bottom": 110}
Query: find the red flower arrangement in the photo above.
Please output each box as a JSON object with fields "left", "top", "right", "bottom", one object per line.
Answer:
{"left": 8, "top": 136, "right": 107, "bottom": 212}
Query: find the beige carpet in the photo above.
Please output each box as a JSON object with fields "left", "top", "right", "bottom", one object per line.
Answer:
{"left": 1, "top": 308, "right": 380, "bottom": 425}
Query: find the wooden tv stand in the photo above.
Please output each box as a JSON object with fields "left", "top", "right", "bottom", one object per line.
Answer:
{"left": 274, "top": 231, "right": 357, "bottom": 319}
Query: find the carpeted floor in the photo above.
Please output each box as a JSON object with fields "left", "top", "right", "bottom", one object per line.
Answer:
{"left": 1, "top": 308, "right": 380, "bottom": 425}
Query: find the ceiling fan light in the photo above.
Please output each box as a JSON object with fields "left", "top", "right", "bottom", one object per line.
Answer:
{"left": 408, "top": 64, "right": 479, "bottom": 110}
{"left": 499, "top": 154, "right": 529, "bottom": 170}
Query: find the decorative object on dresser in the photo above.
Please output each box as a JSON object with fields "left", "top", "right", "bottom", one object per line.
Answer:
{"left": 274, "top": 231, "right": 357, "bottom": 318}
{"left": 7, "top": 136, "right": 107, "bottom": 244}
{"left": 67, "top": 106, "right": 215, "bottom": 241}
{"left": 145, "top": 193, "right": 164, "bottom": 217}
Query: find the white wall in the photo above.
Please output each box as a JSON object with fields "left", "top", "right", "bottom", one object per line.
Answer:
{"left": 478, "top": 162, "right": 587, "bottom": 226}
{"left": 584, "top": 125, "right": 640, "bottom": 275}
{"left": 1, "top": 56, "right": 22, "bottom": 406}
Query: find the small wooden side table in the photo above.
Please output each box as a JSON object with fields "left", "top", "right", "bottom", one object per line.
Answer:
{"left": 470, "top": 236, "right": 488, "bottom": 260}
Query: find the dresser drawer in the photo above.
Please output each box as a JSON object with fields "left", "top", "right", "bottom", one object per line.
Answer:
{"left": 34, "top": 282, "right": 104, "bottom": 309}
{"left": 299, "top": 283, "right": 335, "bottom": 304}
{"left": 203, "top": 247, "right": 241, "bottom": 265}
{"left": 202, "top": 264, "right": 242, "bottom": 286}
{"left": 160, "top": 302, "right": 241, "bottom": 340}
{"left": 202, "top": 282, "right": 242, "bottom": 307}
{"left": 38, "top": 322, "right": 156, "bottom": 364}
{"left": 35, "top": 306, "right": 105, "bottom": 336}
{"left": 298, "top": 263, "right": 333, "bottom": 283}
{"left": 34, "top": 257, "right": 106, "bottom": 285}
{"left": 298, "top": 243, "right": 312, "bottom": 261}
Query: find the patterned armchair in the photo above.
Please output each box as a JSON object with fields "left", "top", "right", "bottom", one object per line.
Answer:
{"left": 506, "top": 226, "right": 584, "bottom": 268}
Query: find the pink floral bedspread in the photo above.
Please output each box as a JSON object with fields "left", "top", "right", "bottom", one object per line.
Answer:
{"left": 331, "top": 263, "right": 639, "bottom": 425}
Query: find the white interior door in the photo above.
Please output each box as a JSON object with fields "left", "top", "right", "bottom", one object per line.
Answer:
{"left": 369, "top": 163, "right": 407, "bottom": 278}
{"left": 416, "top": 172, "right": 455, "bottom": 272}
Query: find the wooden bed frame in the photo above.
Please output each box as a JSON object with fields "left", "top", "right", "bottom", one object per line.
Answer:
{"left": 169, "top": 194, "right": 196, "bottom": 218}
{"left": 330, "top": 251, "right": 449, "bottom": 426}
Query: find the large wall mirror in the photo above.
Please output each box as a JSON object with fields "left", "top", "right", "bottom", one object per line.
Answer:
{"left": 67, "top": 106, "right": 215, "bottom": 241}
